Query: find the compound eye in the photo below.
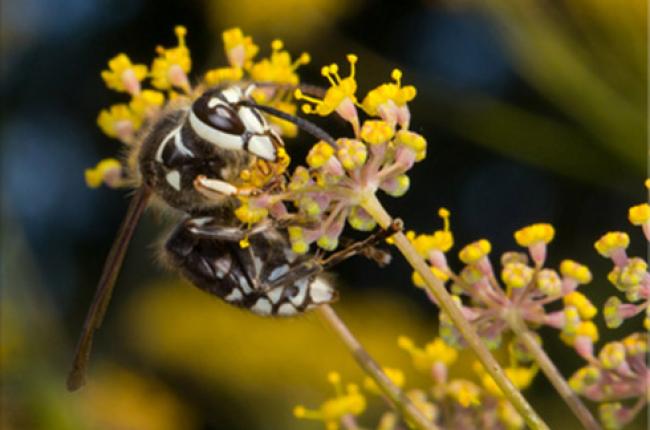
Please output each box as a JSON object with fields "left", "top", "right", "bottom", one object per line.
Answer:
{"left": 192, "top": 93, "right": 245, "bottom": 135}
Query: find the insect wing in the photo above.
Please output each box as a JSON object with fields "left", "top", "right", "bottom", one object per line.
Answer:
{"left": 67, "top": 186, "right": 151, "bottom": 391}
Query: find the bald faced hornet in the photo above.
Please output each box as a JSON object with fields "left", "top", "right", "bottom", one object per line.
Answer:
{"left": 68, "top": 83, "right": 397, "bottom": 390}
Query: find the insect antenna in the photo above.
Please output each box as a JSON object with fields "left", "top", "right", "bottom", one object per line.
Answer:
{"left": 67, "top": 186, "right": 151, "bottom": 391}
{"left": 237, "top": 100, "right": 338, "bottom": 149}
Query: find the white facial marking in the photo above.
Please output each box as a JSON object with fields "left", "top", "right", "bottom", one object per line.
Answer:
{"left": 173, "top": 126, "right": 194, "bottom": 157}
{"left": 267, "top": 287, "right": 283, "bottom": 304}
{"left": 309, "top": 277, "right": 334, "bottom": 304}
{"left": 207, "top": 97, "right": 221, "bottom": 108}
{"left": 225, "top": 288, "right": 243, "bottom": 302}
{"left": 165, "top": 170, "right": 181, "bottom": 190}
{"left": 155, "top": 126, "right": 181, "bottom": 162}
{"left": 247, "top": 135, "right": 276, "bottom": 161}
{"left": 189, "top": 111, "right": 245, "bottom": 150}
{"left": 189, "top": 217, "right": 212, "bottom": 226}
{"left": 268, "top": 264, "right": 289, "bottom": 282}
{"left": 221, "top": 87, "right": 243, "bottom": 103}
{"left": 289, "top": 280, "right": 308, "bottom": 306}
{"left": 197, "top": 177, "right": 237, "bottom": 195}
{"left": 277, "top": 303, "right": 297, "bottom": 316}
{"left": 252, "top": 298, "right": 272, "bottom": 316}
{"left": 238, "top": 107, "right": 265, "bottom": 133}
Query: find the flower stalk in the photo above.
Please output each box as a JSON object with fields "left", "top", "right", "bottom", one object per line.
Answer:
{"left": 318, "top": 304, "right": 439, "bottom": 430}
{"left": 506, "top": 311, "right": 602, "bottom": 430}
{"left": 360, "top": 192, "right": 549, "bottom": 430}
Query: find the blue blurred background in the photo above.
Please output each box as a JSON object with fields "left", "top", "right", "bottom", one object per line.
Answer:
{"left": 1, "top": 0, "right": 646, "bottom": 429}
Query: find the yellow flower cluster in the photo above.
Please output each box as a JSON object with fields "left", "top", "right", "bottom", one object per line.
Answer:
{"left": 296, "top": 59, "right": 419, "bottom": 134}
{"left": 397, "top": 336, "right": 458, "bottom": 371}
{"left": 598, "top": 182, "right": 650, "bottom": 330}
{"left": 293, "top": 372, "right": 366, "bottom": 430}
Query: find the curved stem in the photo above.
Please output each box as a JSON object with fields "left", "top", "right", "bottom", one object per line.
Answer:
{"left": 360, "top": 193, "right": 549, "bottom": 430}
{"left": 506, "top": 313, "right": 603, "bottom": 430}
{"left": 318, "top": 305, "right": 439, "bottom": 430}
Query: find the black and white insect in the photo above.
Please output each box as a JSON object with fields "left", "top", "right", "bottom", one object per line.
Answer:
{"left": 67, "top": 83, "right": 397, "bottom": 391}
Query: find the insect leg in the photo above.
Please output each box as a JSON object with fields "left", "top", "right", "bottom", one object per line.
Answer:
{"left": 67, "top": 186, "right": 151, "bottom": 391}
{"left": 319, "top": 219, "right": 403, "bottom": 270}
{"left": 184, "top": 216, "right": 275, "bottom": 240}
{"left": 268, "top": 220, "right": 403, "bottom": 289}
{"left": 193, "top": 175, "right": 260, "bottom": 201}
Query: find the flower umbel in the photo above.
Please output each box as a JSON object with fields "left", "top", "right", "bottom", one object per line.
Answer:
{"left": 293, "top": 372, "right": 366, "bottom": 430}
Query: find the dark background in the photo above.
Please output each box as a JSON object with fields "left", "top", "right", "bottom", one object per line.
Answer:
{"left": 1, "top": 0, "right": 646, "bottom": 429}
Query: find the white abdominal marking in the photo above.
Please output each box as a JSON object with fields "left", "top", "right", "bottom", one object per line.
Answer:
{"left": 225, "top": 288, "right": 243, "bottom": 302}
{"left": 277, "top": 303, "right": 297, "bottom": 316}
{"left": 252, "top": 298, "right": 272, "bottom": 316}
{"left": 290, "top": 279, "right": 308, "bottom": 306}
{"left": 266, "top": 287, "right": 283, "bottom": 304}
{"left": 309, "top": 277, "right": 334, "bottom": 303}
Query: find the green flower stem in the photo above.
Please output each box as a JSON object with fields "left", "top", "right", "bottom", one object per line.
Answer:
{"left": 318, "top": 304, "right": 439, "bottom": 430}
{"left": 361, "top": 193, "right": 549, "bottom": 430}
{"left": 506, "top": 313, "right": 602, "bottom": 430}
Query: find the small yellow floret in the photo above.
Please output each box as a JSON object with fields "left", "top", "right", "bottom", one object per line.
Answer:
{"left": 222, "top": 27, "right": 259, "bottom": 69}
{"left": 514, "top": 223, "right": 555, "bottom": 247}
{"left": 594, "top": 232, "right": 630, "bottom": 258}
{"left": 394, "top": 130, "right": 427, "bottom": 161}
{"left": 475, "top": 361, "right": 537, "bottom": 397}
{"left": 84, "top": 158, "right": 122, "bottom": 188}
{"left": 563, "top": 291, "right": 597, "bottom": 320}
{"left": 129, "top": 90, "right": 165, "bottom": 117}
{"left": 622, "top": 332, "right": 647, "bottom": 356}
{"left": 501, "top": 262, "right": 534, "bottom": 289}
{"left": 306, "top": 141, "right": 335, "bottom": 168}
{"left": 97, "top": 104, "right": 142, "bottom": 139}
{"left": 359, "top": 120, "right": 394, "bottom": 145}
{"left": 362, "top": 68, "right": 416, "bottom": 115}
{"left": 363, "top": 367, "right": 404, "bottom": 395}
{"left": 101, "top": 53, "right": 148, "bottom": 94}
{"left": 293, "top": 373, "right": 366, "bottom": 430}
{"left": 598, "top": 342, "right": 626, "bottom": 369}
{"left": 447, "top": 380, "right": 481, "bottom": 408}
{"left": 459, "top": 239, "right": 491, "bottom": 264}
{"left": 234, "top": 199, "right": 268, "bottom": 224}
{"left": 562, "top": 321, "right": 599, "bottom": 346}
{"left": 150, "top": 26, "right": 191, "bottom": 91}
{"left": 347, "top": 206, "right": 377, "bottom": 231}
{"left": 203, "top": 66, "right": 244, "bottom": 86}
{"left": 249, "top": 39, "right": 309, "bottom": 86}
{"left": 559, "top": 260, "right": 592, "bottom": 284}
{"left": 295, "top": 54, "right": 359, "bottom": 119}
{"left": 398, "top": 336, "right": 458, "bottom": 371}
{"left": 568, "top": 365, "right": 600, "bottom": 393}
{"left": 628, "top": 203, "right": 650, "bottom": 226}
{"left": 336, "top": 138, "right": 367, "bottom": 170}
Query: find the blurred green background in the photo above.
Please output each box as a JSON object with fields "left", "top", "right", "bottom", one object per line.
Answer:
{"left": 1, "top": 0, "right": 646, "bottom": 429}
